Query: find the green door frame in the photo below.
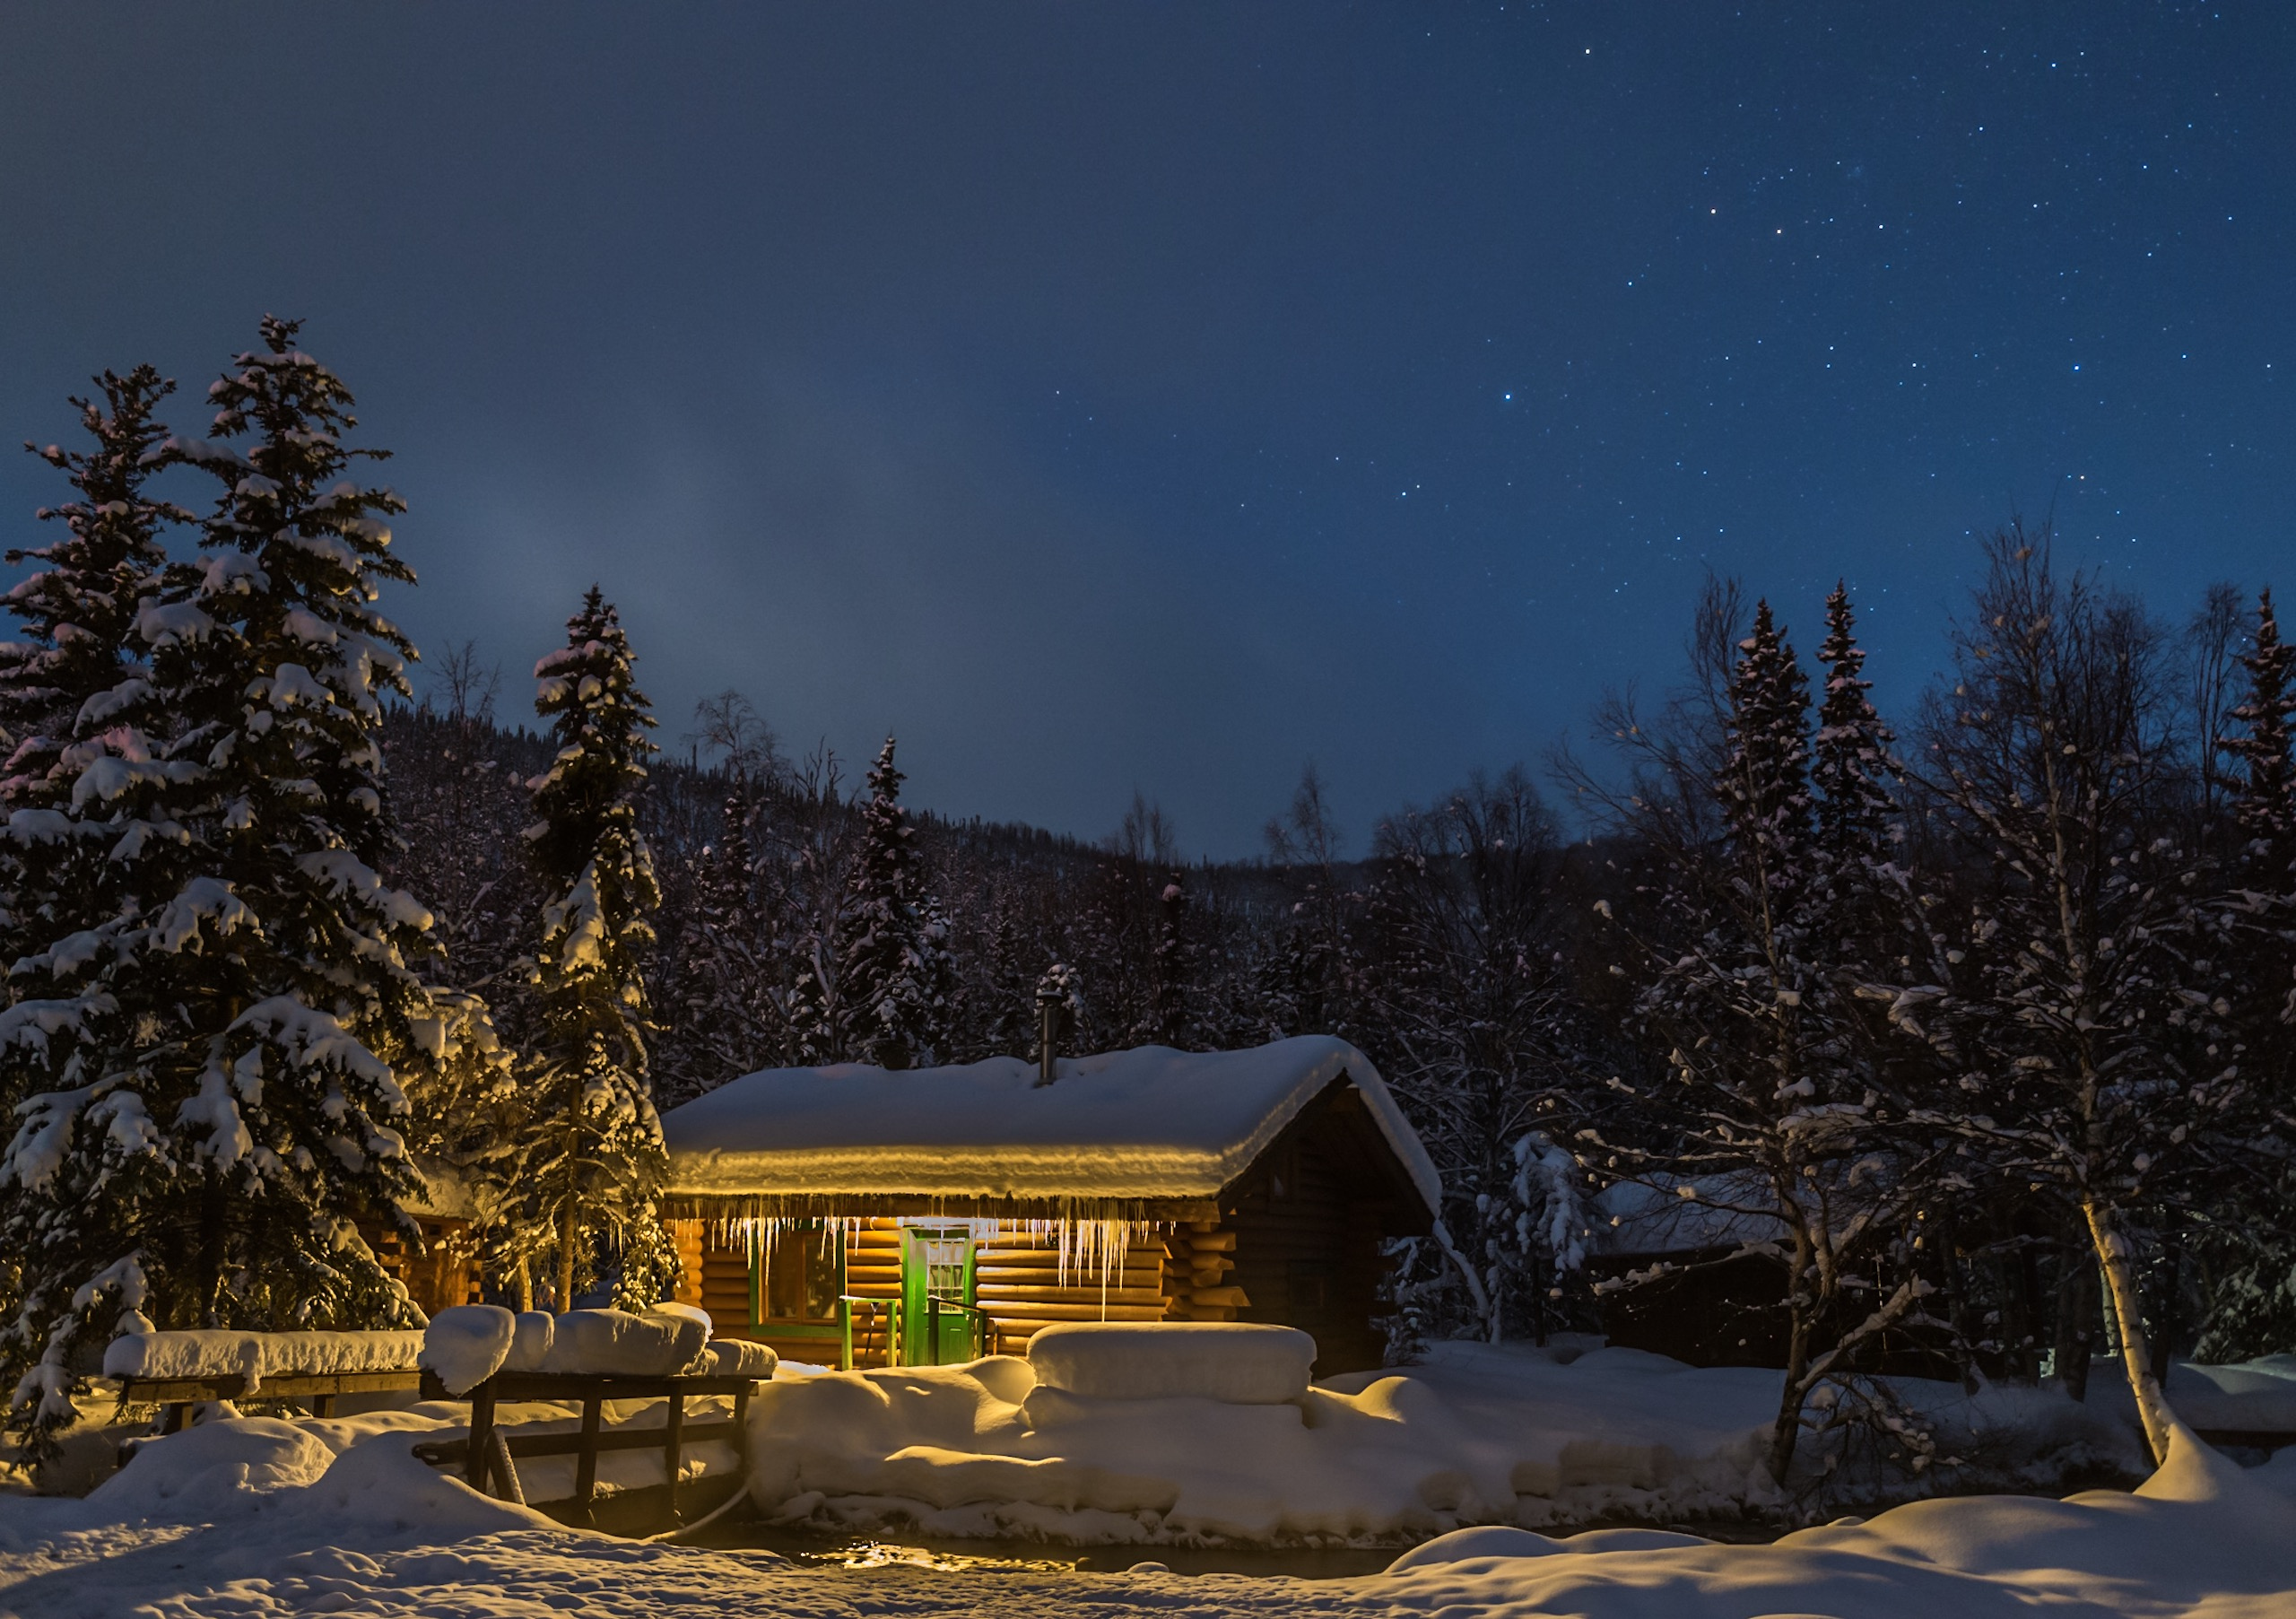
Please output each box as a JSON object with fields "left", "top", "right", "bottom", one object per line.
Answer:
{"left": 899, "top": 1226, "right": 978, "bottom": 1365}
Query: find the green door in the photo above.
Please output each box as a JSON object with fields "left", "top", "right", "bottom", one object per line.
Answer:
{"left": 899, "top": 1226, "right": 978, "bottom": 1365}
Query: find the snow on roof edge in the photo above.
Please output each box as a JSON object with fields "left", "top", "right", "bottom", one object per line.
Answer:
{"left": 659, "top": 1036, "right": 1442, "bottom": 1217}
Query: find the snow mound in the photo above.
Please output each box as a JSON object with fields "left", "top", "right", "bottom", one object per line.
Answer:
{"left": 701, "top": 1339, "right": 778, "bottom": 1378}
{"left": 506, "top": 1310, "right": 554, "bottom": 1371}
{"left": 744, "top": 1340, "right": 2194, "bottom": 1547}
{"left": 649, "top": 1301, "right": 714, "bottom": 1337}
{"left": 1027, "top": 1322, "right": 1313, "bottom": 1403}
{"left": 101, "top": 1327, "right": 424, "bottom": 1390}
{"left": 536, "top": 1309, "right": 708, "bottom": 1376}
{"left": 1387, "top": 1523, "right": 1709, "bottom": 1569}
{"left": 88, "top": 1416, "right": 339, "bottom": 1514}
{"left": 2164, "top": 1354, "right": 2296, "bottom": 1431}
{"left": 420, "top": 1306, "right": 515, "bottom": 1396}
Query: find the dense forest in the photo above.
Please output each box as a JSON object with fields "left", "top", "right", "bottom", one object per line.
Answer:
{"left": 3, "top": 324, "right": 2292, "bottom": 1481}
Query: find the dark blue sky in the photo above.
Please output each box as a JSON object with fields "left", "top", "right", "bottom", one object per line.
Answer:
{"left": 3, "top": 4, "right": 2287, "bottom": 856}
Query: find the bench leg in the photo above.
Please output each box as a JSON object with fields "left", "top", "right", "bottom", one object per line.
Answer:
{"left": 465, "top": 1381, "right": 497, "bottom": 1493}
{"left": 311, "top": 1393, "right": 335, "bottom": 1418}
{"left": 574, "top": 1395, "right": 602, "bottom": 1526}
{"left": 664, "top": 1392, "right": 684, "bottom": 1523}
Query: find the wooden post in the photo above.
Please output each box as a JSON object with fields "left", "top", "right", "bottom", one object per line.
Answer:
{"left": 465, "top": 1379, "right": 498, "bottom": 1493}
{"left": 573, "top": 1393, "right": 603, "bottom": 1524}
{"left": 663, "top": 1391, "right": 685, "bottom": 1521}
{"left": 311, "top": 1393, "right": 335, "bottom": 1418}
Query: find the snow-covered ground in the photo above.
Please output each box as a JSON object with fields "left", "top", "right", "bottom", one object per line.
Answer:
{"left": 2, "top": 1406, "right": 2292, "bottom": 1618}
{"left": 747, "top": 1336, "right": 2189, "bottom": 1545}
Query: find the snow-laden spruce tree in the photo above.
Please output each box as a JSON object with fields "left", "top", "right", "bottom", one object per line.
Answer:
{"left": 1809, "top": 583, "right": 1906, "bottom": 958}
{"left": 0, "top": 368, "right": 184, "bottom": 1103}
{"left": 1139, "top": 869, "right": 1196, "bottom": 1048}
{"left": 0, "top": 367, "right": 183, "bottom": 814}
{"left": 655, "top": 783, "right": 766, "bottom": 1107}
{"left": 837, "top": 736, "right": 951, "bottom": 1068}
{"left": 2, "top": 320, "right": 467, "bottom": 1449}
{"left": 2194, "top": 588, "right": 2296, "bottom": 1358}
{"left": 1590, "top": 598, "right": 1950, "bottom": 1484}
{"left": 0, "top": 366, "right": 185, "bottom": 1422}
{"left": 503, "top": 588, "right": 674, "bottom": 1310}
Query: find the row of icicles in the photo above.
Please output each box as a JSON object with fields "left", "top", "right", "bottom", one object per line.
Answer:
{"left": 708, "top": 1214, "right": 1148, "bottom": 1287}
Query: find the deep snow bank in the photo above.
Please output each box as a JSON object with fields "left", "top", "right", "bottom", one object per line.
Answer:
{"left": 744, "top": 1338, "right": 2160, "bottom": 1545}
{"left": 4, "top": 1410, "right": 2293, "bottom": 1619}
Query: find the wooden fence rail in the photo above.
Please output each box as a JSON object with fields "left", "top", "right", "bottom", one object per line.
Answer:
{"left": 413, "top": 1368, "right": 758, "bottom": 1529}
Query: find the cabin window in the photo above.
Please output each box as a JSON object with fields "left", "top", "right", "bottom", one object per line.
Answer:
{"left": 760, "top": 1224, "right": 843, "bottom": 1321}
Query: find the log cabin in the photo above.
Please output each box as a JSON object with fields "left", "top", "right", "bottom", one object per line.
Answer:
{"left": 656, "top": 1035, "right": 1439, "bottom": 1376}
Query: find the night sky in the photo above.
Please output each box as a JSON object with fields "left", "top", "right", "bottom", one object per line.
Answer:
{"left": 3, "top": 4, "right": 2288, "bottom": 856}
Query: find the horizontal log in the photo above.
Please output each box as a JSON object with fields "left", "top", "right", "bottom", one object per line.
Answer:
{"left": 1190, "top": 1285, "right": 1251, "bottom": 1308}
{"left": 976, "top": 1286, "right": 1168, "bottom": 1307}
{"left": 972, "top": 1249, "right": 1166, "bottom": 1267}
{"left": 1185, "top": 1231, "right": 1237, "bottom": 1251}
{"left": 977, "top": 1267, "right": 1165, "bottom": 1286}
{"left": 979, "top": 1302, "right": 1169, "bottom": 1323}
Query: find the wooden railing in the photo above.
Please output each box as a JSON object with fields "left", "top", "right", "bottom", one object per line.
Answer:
{"left": 412, "top": 1368, "right": 758, "bottom": 1529}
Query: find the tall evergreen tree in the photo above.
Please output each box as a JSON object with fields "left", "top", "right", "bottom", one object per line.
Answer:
{"left": 656, "top": 783, "right": 765, "bottom": 1106}
{"left": 838, "top": 737, "right": 950, "bottom": 1067}
{"left": 2222, "top": 589, "right": 2296, "bottom": 883}
{"left": 2195, "top": 588, "right": 2296, "bottom": 1358}
{"left": 1809, "top": 583, "right": 1900, "bottom": 917}
{"left": 0, "top": 369, "right": 183, "bottom": 1132}
{"left": 505, "top": 588, "right": 671, "bottom": 1310}
{"left": 0, "top": 367, "right": 183, "bottom": 814}
{"left": 3, "top": 320, "right": 461, "bottom": 1451}
{"left": 1594, "top": 599, "right": 1948, "bottom": 1483}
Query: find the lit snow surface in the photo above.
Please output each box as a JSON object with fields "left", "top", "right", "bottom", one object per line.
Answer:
{"left": 102, "top": 1328, "right": 425, "bottom": 1387}
{"left": 5, "top": 1343, "right": 2293, "bottom": 1617}
{"left": 658, "top": 1034, "right": 1443, "bottom": 1210}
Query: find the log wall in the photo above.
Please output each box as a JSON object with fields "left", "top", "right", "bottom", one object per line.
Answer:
{"left": 1222, "top": 1131, "right": 1390, "bottom": 1374}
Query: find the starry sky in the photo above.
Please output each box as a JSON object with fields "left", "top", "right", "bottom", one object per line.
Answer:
{"left": 2, "top": 4, "right": 2288, "bottom": 857}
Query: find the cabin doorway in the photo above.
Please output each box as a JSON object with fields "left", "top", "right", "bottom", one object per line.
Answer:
{"left": 898, "top": 1225, "right": 987, "bottom": 1365}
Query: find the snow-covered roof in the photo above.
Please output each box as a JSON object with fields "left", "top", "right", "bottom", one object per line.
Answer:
{"left": 659, "top": 1035, "right": 1440, "bottom": 1215}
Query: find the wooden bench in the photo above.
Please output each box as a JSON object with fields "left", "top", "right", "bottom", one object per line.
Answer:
{"left": 117, "top": 1369, "right": 422, "bottom": 1434}
{"left": 413, "top": 1368, "right": 758, "bottom": 1529}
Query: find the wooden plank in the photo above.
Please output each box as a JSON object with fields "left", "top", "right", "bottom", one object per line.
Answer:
{"left": 413, "top": 1419, "right": 743, "bottom": 1467}
{"left": 117, "top": 1370, "right": 421, "bottom": 1403}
